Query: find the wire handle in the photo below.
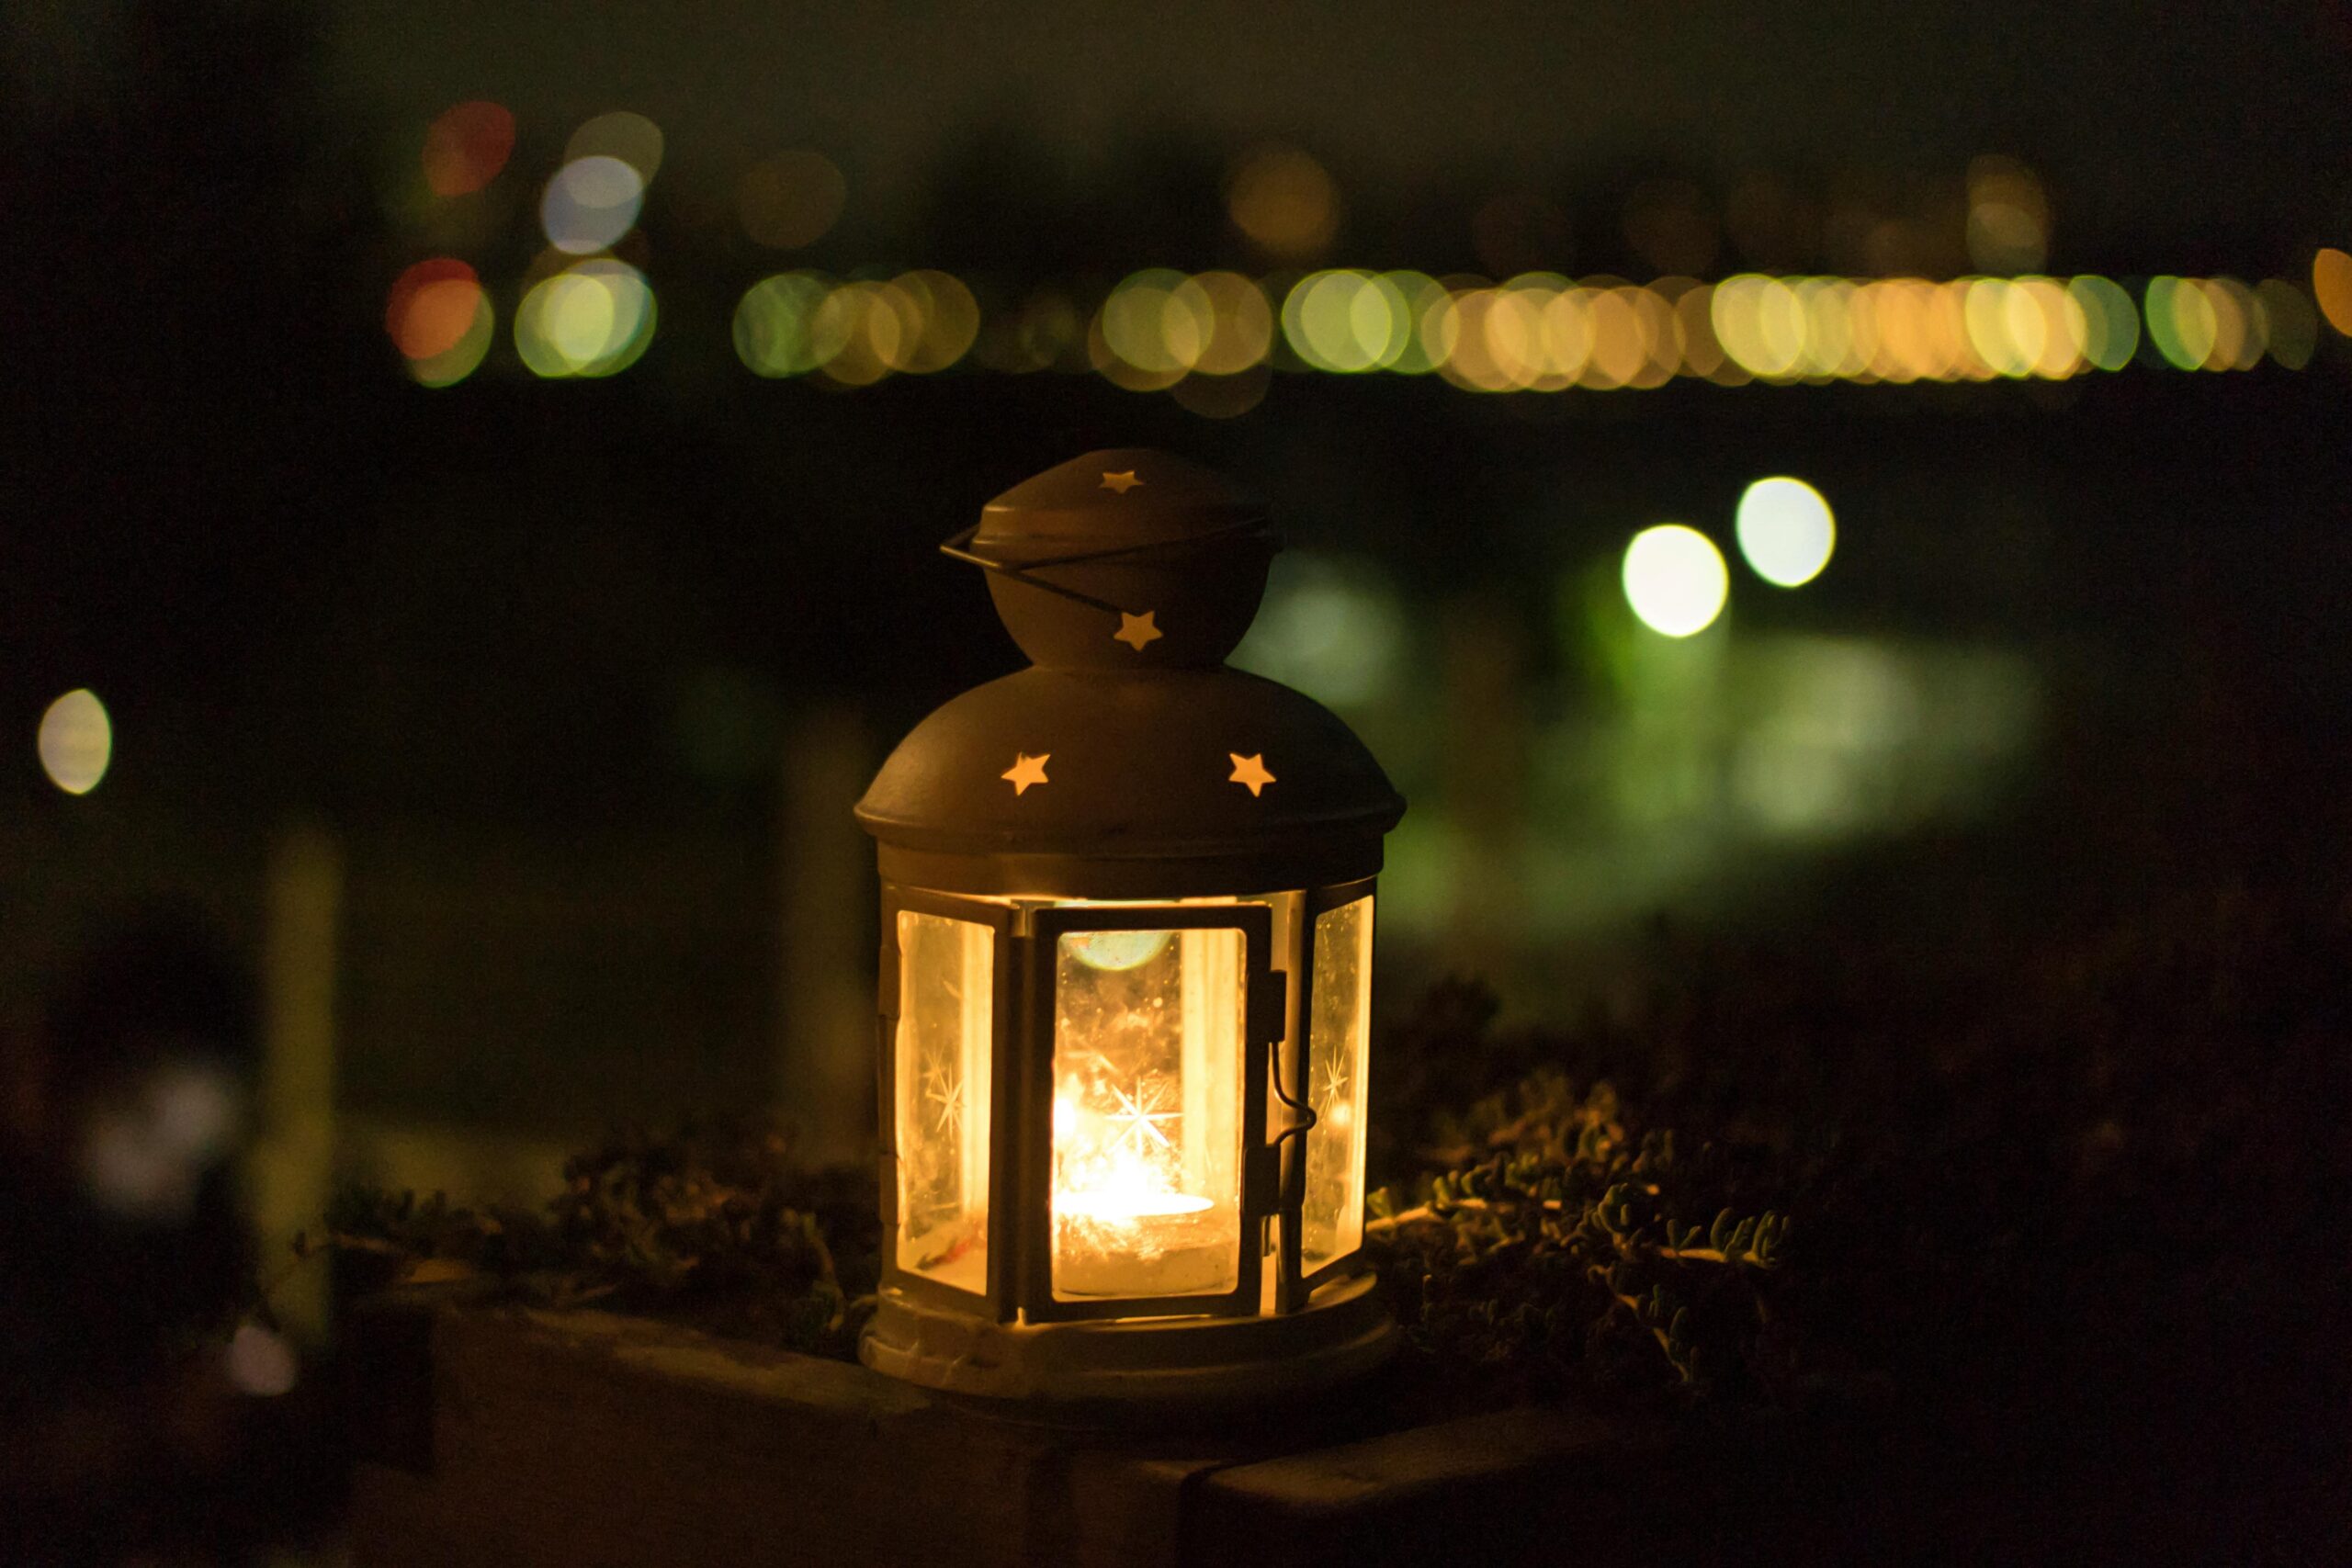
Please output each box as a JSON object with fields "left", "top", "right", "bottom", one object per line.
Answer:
{"left": 939, "top": 516, "right": 1275, "bottom": 616}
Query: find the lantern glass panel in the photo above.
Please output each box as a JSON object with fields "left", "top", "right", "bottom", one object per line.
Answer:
{"left": 1303, "top": 897, "right": 1373, "bottom": 1269}
{"left": 894, "top": 910, "right": 994, "bottom": 1294}
{"left": 1050, "top": 926, "right": 1246, "bottom": 1300}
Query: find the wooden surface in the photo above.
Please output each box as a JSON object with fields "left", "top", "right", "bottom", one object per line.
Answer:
{"left": 345, "top": 1294, "right": 1671, "bottom": 1568}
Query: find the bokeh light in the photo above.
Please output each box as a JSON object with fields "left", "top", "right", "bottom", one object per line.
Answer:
{"left": 733, "top": 272, "right": 842, "bottom": 377}
{"left": 1102, "top": 269, "right": 1205, "bottom": 375}
{"left": 2202, "top": 277, "right": 2261, "bottom": 371}
{"left": 2313, "top": 249, "right": 2352, "bottom": 337}
{"left": 39, "top": 689, "right": 112, "bottom": 795}
{"left": 564, "top": 111, "right": 664, "bottom": 182}
{"left": 1175, "top": 271, "right": 1274, "bottom": 375}
{"left": 1623, "top": 525, "right": 1729, "bottom": 637}
{"left": 1230, "top": 555, "right": 1407, "bottom": 707}
{"left": 1712, "top": 275, "right": 1806, "bottom": 380}
{"left": 422, "top": 101, "right": 514, "bottom": 197}
{"left": 738, "top": 151, "right": 846, "bottom": 250}
{"left": 1227, "top": 146, "right": 1340, "bottom": 260}
{"left": 384, "top": 258, "right": 481, "bottom": 360}
{"left": 405, "top": 290, "right": 493, "bottom": 388}
{"left": 2144, "top": 276, "right": 2218, "bottom": 371}
{"left": 1283, "top": 270, "right": 1408, "bottom": 372}
{"left": 2256, "top": 278, "right": 2318, "bottom": 369}
{"left": 888, "top": 270, "right": 980, "bottom": 373}
{"left": 1170, "top": 361, "right": 1272, "bottom": 419}
{"left": 1965, "top": 156, "right": 2049, "bottom": 273}
{"left": 815, "top": 279, "right": 920, "bottom": 387}
{"left": 2068, "top": 276, "right": 2138, "bottom": 370}
{"left": 516, "top": 258, "right": 656, "bottom": 378}
{"left": 540, "top": 156, "right": 646, "bottom": 255}
{"left": 1736, "top": 478, "right": 1837, "bottom": 588}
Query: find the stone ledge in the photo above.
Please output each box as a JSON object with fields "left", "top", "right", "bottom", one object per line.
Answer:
{"left": 345, "top": 1292, "right": 1673, "bottom": 1568}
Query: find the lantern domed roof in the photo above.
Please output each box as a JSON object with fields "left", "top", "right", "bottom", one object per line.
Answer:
{"left": 856, "top": 451, "right": 1403, "bottom": 897}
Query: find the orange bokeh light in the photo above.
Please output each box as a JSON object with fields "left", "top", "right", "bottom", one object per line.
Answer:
{"left": 2313, "top": 249, "right": 2352, "bottom": 337}
{"left": 386, "top": 259, "right": 484, "bottom": 360}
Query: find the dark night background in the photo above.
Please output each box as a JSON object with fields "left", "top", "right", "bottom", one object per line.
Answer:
{"left": 3, "top": 1, "right": 2350, "bottom": 1562}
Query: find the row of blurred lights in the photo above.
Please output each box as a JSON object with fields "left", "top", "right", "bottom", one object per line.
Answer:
{"left": 390, "top": 255, "right": 2352, "bottom": 396}
{"left": 1623, "top": 479, "right": 1838, "bottom": 639}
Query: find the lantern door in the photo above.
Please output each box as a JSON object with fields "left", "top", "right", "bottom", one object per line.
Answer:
{"left": 1020, "top": 903, "right": 1280, "bottom": 1323}
{"left": 877, "top": 887, "right": 1018, "bottom": 1315}
{"left": 1293, "top": 880, "right": 1376, "bottom": 1298}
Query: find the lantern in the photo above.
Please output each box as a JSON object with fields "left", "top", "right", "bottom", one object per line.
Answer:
{"left": 854, "top": 450, "right": 1406, "bottom": 1409}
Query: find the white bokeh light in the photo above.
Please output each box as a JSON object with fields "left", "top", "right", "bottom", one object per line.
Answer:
{"left": 38, "top": 688, "right": 112, "bottom": 794}
{"left": 540, "top": 155, "right": 645, "bottom": 255}
{"left": 1735, "top": 477, "right": 1837, "bottom": 588}
{"left": 1622, "top": 525, "right": 1729, "bottom": 637}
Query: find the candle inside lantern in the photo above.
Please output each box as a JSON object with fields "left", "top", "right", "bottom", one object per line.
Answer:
{"left": 1048, "top": 924, "right": 1246, "bottom": 1299}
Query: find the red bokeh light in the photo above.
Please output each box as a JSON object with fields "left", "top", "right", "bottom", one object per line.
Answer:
{"left": 422, "top": 101, "right": 515, "bottom": 197}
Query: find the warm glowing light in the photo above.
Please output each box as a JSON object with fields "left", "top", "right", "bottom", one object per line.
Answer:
{"left": 1792, "top": 278, "right": 1860, "bottom": 379}
{"left": 2202, "top": 277, "right": 2264, "bottom": 370}
{"left": 540, "top": 156, "right": 645, "bottom": 255}
{"left": 1431, "top": 287, "right": 1511, "bottom": 392}
{"left": 1539, "top": 284, "right": 1594, "bottom": 386}
{"left": 817, "top": 280, "right": 921, "bottom": 387}
{"left": 516, "top": 259, "right": 655, "bottom": 378}
{"left": 1050, "top": 926, "right": 1243, "bottom": 1299}
{"left": 1713, "top": 275, "right": 1805, "bottom": 379}
{"left": 1623, "top": 525, "right": 1728, "bottom": 637}
{"left": 1674, "top": 284, "right": 1732, "bottom": 380}
{"left": 1736, "top": 478, "right": 1836, "bottom": 588}
{"left": 564, "top": 111, "right": 664, "bottom": 182}
{"left": 888, "top": 270, "right": 980, "bottom": 373}
{"left": 1227, "top": 145, "right": 1340, "bottom": 259}
{"left": 39, "top": 689, "right": 111, "bottom": 795}
{"left": 739, "top": 151, "right": 846, "bottom": 250}
{"left": 422, "top": 101, "right": 514, "bottom": 197}
{"left": 1065, "top": 929, "right": 1176, "bottom": 971}
{"left": 1963, "top": 279, "right": 2033, "bottom": 378}
{"left": 2313, "top": 249, "right": 2352, "bottom": 337}
{"left": 1588, "top": 286, "right": 1652, "bottom": 389}
{"left": 1056, "top": 1190, "right": 1215, "bottom": 1222}
{"left": 1168, "top": 271, "right": 1269, "bottom": 376}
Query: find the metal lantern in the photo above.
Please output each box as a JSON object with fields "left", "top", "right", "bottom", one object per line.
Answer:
{"left": 854, "top": 449, "right": 1405, "bottom": 1410}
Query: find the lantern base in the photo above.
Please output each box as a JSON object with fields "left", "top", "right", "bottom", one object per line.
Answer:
{"left": 860, "top": 1269, "right": 1397, "bottom": 1418}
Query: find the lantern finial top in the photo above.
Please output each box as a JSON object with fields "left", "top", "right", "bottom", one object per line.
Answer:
{"left": 946, "top": 449, "right": 1276, "bottom": 670}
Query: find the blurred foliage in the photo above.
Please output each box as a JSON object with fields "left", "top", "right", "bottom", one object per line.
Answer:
{"left": 1368, "top": 1064, "right": 1791, "bottom": 1401}
{"left": 306, "top": 1122, "right": 877, "bottom": 1358}
{"left": 1369, "top": 861, "right": 2352, "bottom": 1433}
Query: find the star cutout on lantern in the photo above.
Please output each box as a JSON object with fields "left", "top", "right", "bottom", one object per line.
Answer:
{"left": 1107, "top": 1079, "right": 1179, "bottom": 1154}
{"left": 1002, "top": 752, "right": 1050, "bottom": 795}
{"left": 1100, "top": 470, "right": 1143, "bottom": 494}
{"left": 1228, "top": 752, "right": 1275, "bottom": 796}
{"left": 1113, "top": 610, "right": 1163, "bottom": 651}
